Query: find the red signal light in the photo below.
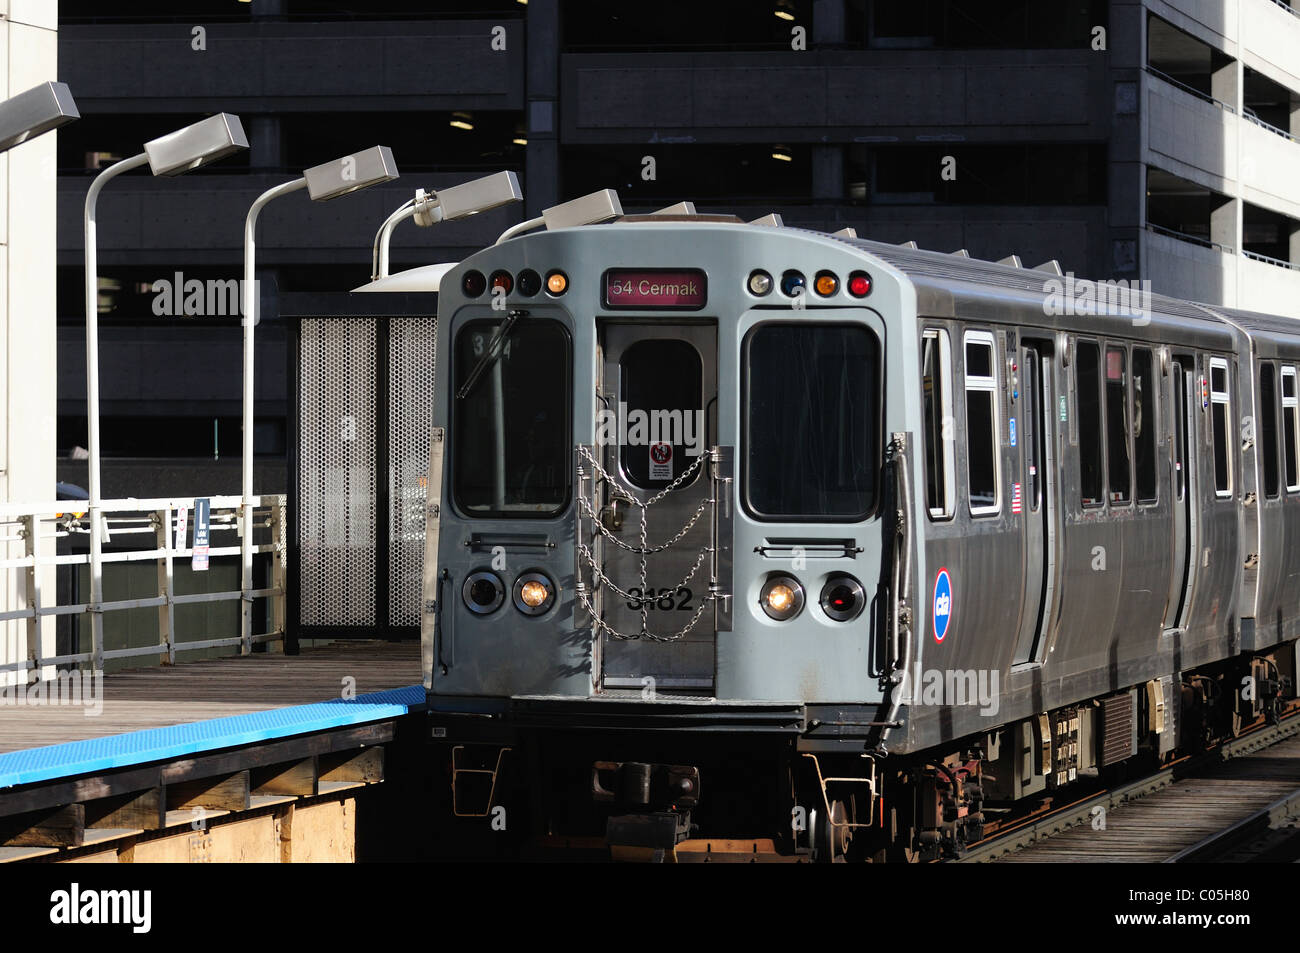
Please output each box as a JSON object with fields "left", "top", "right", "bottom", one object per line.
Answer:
{"left": 848, "top": 272, "right": 872, "bottom": 297}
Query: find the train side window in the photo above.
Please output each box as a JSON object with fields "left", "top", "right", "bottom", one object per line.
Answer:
{"left": 963, "top": 330, "right": 1001, "bottom": 516}
{"left": 1076, "top": 340, "right": 1104, "bottom": 506}
{"left": 1260, "top": 363, "right": 1280, "bottom": 499}
{"left": 922, "top": 329, "right": 955, "bottom": 519}
{"left": 1283, "top": 365, "right": 1299, "bottom": 492}
{"left": 1209, "top": 357, "right": 1232, "bottom": 498}
{"left": 1133, "top": 348, "right": 1157, "bottom": 503}
{"left": 1105, "top": 346, "right": 1131, "bottom": 504}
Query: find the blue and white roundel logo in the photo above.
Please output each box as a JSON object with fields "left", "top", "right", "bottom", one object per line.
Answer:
{"left": 933, "top": 568, "right": 953, "bottom": 643}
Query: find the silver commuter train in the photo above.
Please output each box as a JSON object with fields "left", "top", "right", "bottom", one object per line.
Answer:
{"left": 412, "top": 209, "right": 1299, "bottom": 860}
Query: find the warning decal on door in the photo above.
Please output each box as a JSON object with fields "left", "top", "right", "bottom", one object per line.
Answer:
{"left": 649, "top": 442, "right": 673, "bottom": 480}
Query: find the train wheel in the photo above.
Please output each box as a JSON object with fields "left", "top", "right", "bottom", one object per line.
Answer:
{"left": 812, "top": 798, "right": 851, "bottom": 863}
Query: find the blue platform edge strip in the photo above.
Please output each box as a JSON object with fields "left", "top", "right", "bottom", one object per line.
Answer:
{"left": 0, "top": 684, "right": 425, "bottom": 789}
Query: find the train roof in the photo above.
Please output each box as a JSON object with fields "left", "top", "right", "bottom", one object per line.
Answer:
{"left": 807, "top": 229, "right": 1300, "bottom": 355}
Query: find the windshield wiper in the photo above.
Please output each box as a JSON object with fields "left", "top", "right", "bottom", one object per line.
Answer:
{"left": 456, "top": 309, "right": 526, "bottom": 400}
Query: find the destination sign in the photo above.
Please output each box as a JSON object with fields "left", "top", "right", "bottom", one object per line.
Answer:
{"left": 603, "top": 269, "right": 706, "bottom": 310}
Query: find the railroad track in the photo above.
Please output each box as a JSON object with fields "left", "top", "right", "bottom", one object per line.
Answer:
{"left": 1165, "top": 784, "right": 1300, "bottom": 863}
{"left": 956, "top": 711, "right": 1300, "bottom": 863}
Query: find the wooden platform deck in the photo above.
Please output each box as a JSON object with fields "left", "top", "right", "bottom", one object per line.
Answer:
{"left": 0, "top": 641, "right": 421, "bottom": 755}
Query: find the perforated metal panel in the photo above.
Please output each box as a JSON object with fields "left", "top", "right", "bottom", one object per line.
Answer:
{"left": 298, "top": 318, "right": 378, "bottom": 626}
{"left": 388, "top": 317, "right": 438, "bottom": 625}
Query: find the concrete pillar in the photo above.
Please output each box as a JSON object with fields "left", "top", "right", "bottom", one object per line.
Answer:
{"left": 811, "top": 146, "right": 844, "bottom": 201}
{"left": 1211, "top": 57, "right": 1239, "bottom": 111}
{"left": 2, "top": 2, "right": 60, "bottom": 681}
{"left": 249, "top": 116, "right": 282, "bottom": 171}
{"left": 525, "top": 0, "right": 560, "bottom": 217}
{"left": 1210, "top": 196, "right": 1239, "bottom": 252}
{"left": 813, "top": 0, "right": 847, "bottom": 45}
{"left": 1288, "top": 222, "right": 1300, "bottom": 267}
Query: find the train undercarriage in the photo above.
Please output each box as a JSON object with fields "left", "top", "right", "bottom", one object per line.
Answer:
{"left": 429, "top": 641, "right": 1297, "bottom": 862}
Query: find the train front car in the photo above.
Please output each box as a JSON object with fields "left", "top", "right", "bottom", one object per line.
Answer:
{"left": 422, "top": 218, "right": 916, "bottom": 860}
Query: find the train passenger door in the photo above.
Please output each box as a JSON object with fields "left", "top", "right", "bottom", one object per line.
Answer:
{"left": 592, "top": 322, "right": 718, "bottom": 691}
{"left": 1012, "top": 339, "right": 1057, "bottom": 665}
{"left": 1166, "top": 357, "right": 1196, "bottom": 630}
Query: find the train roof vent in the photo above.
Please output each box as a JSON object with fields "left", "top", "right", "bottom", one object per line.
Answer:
{"left": 833, "top": 227, "right": 858, "bottom": 238}
{"left": 999, "top": 254, "right": 1023, "bottom": 267}
{"left": 617, "top": 213, "right": 744, "bottom": 223}
{"left": 651, "top": 201, "right": 697, "bottom": 216}
{"left": 1033, "top": 259, "right": 1063, "bottom": 275}
{"left": 749, "top": 213, "right": 784, "bottom": 227}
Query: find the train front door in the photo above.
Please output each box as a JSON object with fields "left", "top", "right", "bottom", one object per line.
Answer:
{"left": 592, "top": 322, "right": 718, "bottom": 691}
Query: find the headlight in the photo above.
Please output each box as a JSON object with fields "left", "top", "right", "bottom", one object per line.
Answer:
{"left": 513, "top": 571, "right": 556, "bottom": 616}
{"left": 760, "top": 574, "right": 805, "bottom": 621}
{"left": 820, "top": 574, "right": 865, "bottom": 622}
{"left": 462, "top": 570, "right": 505, "bottom": 615}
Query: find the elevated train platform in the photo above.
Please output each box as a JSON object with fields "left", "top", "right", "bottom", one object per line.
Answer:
{"left": 0, "top": 642, "right": 423, "bottom": 862}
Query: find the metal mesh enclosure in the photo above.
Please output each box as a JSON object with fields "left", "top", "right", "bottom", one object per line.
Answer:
{"left": 388, "top": 317, "right": 438, "bottom": 625}
{"left": 298, "top": 318, "right": 378, "bottom": 626}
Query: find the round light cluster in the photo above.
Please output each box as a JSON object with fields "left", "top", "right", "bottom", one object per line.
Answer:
{"left": 460, "top": 268, "right": 569, "bottom": 299}
{"left": 758, "top": 573, "right": 866, "bottom": 623}
{"left": 461, "top": 569, "right": 557, "bottom": 616}
{"left": 746, "top": 268, "right": 872, "bottom": 300}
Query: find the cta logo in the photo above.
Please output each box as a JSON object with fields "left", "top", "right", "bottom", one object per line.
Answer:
{"left": 932, "top": 568, "right": 953, "bottom": 643}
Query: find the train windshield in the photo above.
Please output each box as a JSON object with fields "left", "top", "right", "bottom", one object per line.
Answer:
{"left": 452, "top": 317, "right": 572, "bottom": 517}
{"left": 744, "top": 323, "right": 880, "bottom": 519}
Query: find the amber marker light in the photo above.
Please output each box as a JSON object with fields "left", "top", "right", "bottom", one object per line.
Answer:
{"left": 814, "top": 271, "right": 839, "bottom": 296}
{"left": 546, "top": 270, "right": 568, "bottom": 295}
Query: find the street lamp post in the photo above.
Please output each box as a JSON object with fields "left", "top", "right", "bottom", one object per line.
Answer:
{"left": 83, "top": 113, "right": 248, "bottom": 670}
{"left": 240, "top": 146, "right": 399, "bottom": 654}
{"left": 370, "top": 170, "right": 523, "bottom": 280}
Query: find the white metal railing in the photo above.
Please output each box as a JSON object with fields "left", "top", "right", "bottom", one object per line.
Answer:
{"left": 0, "top": 494, "right": 286, "bottom": 676}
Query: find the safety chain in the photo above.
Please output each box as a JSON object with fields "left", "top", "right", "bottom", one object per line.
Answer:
{"left": 576, "top": 583, "right": 715, "bottom": 643}
{"left": 575, "top": 487, "right": 714, "bottom": 555}
{"left": 575, "top": 444, "right": 716, "bottom": 642}
{"left": 576, "top": 540, "right": 710, "bottom": 604}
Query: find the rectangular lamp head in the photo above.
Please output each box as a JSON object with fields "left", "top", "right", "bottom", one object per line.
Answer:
{"left": 542, "top": 189, "right": 623, "bottom": 230}
{"left": 0, "top": 81, "right": 79, "bottom": 152}
{"left": 435, "top": 170, "right": 522, "bottom": 220}
{"left": 145, "top": 113, "right": 248, "bottom": 176}
{"left": 304, "top": 145, "right": 399, "bottom": 201}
